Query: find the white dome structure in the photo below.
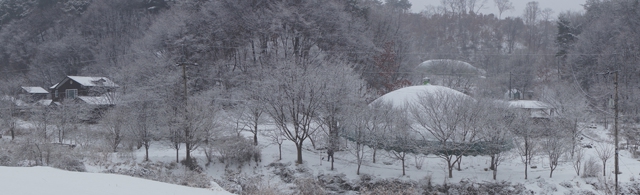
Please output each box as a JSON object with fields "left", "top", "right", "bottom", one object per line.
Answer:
{"left": 412, "top": 59, "right": 485, "bottom": 95}
{"left": 415, "top": 59, "right": 486, "bottom": 75}
{"left": 371, "top": 85, "right": 470, "bottom": 109}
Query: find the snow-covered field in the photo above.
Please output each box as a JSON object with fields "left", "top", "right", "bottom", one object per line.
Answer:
{"left": 0, "top": 166, "right": 233, "bottom": 195}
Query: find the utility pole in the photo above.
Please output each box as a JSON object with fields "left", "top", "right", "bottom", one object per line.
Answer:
{"left": 598, "top": 69, "right": 620, "bottom": 195}
{"left": 614, "top": 70, "right": 619, "bottom": 195}
{"left": 176, "top": 62, "right": 197, "bottom": 168}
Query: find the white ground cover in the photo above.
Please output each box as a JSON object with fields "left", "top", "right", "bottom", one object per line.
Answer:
{"left": 0, "top": 166, "right": 233, "bottom": 195}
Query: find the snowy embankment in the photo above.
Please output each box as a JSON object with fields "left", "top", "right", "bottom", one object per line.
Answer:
{"left": 0, "top": 166, "right": 234, "bottom": 195}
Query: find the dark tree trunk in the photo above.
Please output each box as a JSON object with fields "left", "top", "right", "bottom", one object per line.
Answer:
{"left": 372, "top": 148, "right": 376, "bottom": 164}
{"left": 493, "top": 168, "right": 498, "bottom": 180}
{"left": 401, "top": 157, "right": 406, "bottom": 176}
{"left": 175, "top": 147, "right": 179, "bottom": 163}
{"left": 144, "top": 143, "right": 150, "bottom": 161}
{"left": 185, "top": 142, "right": 193, "bottom": 167}
{"left": 253, "top": 131, "right": 258, "bottom": 146}
{"left": 525, "top": 162, "right": 528, "bottom": 180}
{"left": 296, "top": 143, "right": 303, "bottom": 164}
{"left": 331, "top": 157, "right": 334, "bottom": 171}
{"left": 278, "top": 143, "right": 282, "bottom": 160}
{"left": 490, "top": 155, "right": 496, "bottom": 170}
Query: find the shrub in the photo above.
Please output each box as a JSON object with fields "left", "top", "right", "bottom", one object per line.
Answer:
{"left": 582, "top": 157, "right": 600, "bottom": 178}
{"left": 214, "top": 136, "right": 261, "bottom": 167}
{"left": 360, "top": 179, "right": 418, "bottom": 195}
{"left": 295, "top": 177, "right": 326, "bottom": 195}
{"left": 52, "top": 157, "right": 86, "bottom": 172}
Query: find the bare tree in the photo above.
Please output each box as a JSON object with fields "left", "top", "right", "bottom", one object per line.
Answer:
{"left": 479, "top": 100, "right": 514, "bottom": 180}
{"left": 410, "top": 89, "right": 475, "bottom": 178}
{"left": 343, "top": 104, "right": 371, "bottom": 175}
{"left": 51, "top": 99, "right": 81, "bottom": 144}
{"left": 594, "top": 142, "right": 614, "bottom": 176}
{"left": 511, "top": 111, "right": 538, "bottom": 180}
{"left": 236, "top": 100, "right": 264, "bottom": 145}
{"left": 0, "top": 79, "right": 23, "bottom": 140}
{"left": 100, "top": 106, "right": 127, "bottom": 152}
{"left": 182, "top": 93, "right": 222, "bottom": 168}
{"left": 386, "top": 109, "right": 415, "bottom": 176}
{"left": 316, "top": 65, "right": 366, "bottom": 170}
{"left": 493, "top": 0, "right": 513, "bottom": 19}
{"left": 368, "top": 101, "right": 395, "bottom": 164}
{"left": 540, "top": 83, "right": 590, "bottom": 159}
{"left": 542, "top": 128, "right": 568, "bottom": 178}
{"left": 124, "top": 98, "right": 159, "bottom": 162}
{"left": 262, "top": 60, "right": 347, "bottom": 164}
{"left": 262, "top": 127, "right": 285, "bottom": 161}
{"left": 572, "top": 147, "right": 585, "bottom": 176}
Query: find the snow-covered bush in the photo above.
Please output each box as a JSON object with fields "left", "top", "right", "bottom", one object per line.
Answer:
{"left": 621, "top": 182, "right": 640, "bottom": 195}
{"left": 360, "top": 179, "right": 418, "bottom": 195}
{"left": 0, "top": 154, "right": 12, "bottom": 166}
{"left": 295, "top": 177, "right": 326, "bottom": 195}
{"left": 268, "top": 162, "right": 295, "bottom": 183}
{"left": 51, "top": 156, "right": 86, "bottom": 172}
{"left": 217, "top": 172, "right": 285, "bottom": 195}
{"left": 214, "top": 136, "right": 261, "bottom": 167}
{"left": 559, "top": 181, "right": 573, "bottom": 188}
{"left": 102, "top": 161, "right": 211, "bottom": 188}
{"left": 318, "top": 173, "right": 355, "bottom": 193}
{"left": 582, "top": 157, "right": 600, "bottom": 178}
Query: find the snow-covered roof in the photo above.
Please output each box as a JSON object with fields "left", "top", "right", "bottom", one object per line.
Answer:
{"left": 35, "top": 99, "right": 53, "bottom": 106}
{"left": 415, "top": 59, "right": 486, "bottom": 75}
{"left": 50, "top": 83, "right": 59, "bottom": 89}
{"left": 21, "top": 86, "right": 49, "bottom": 94}
{"left": 67, "top": 76, "right": 119, "bottom": 87}
{"left": 372, "top": 85, "right": 469, "bottom": 109}
{"left": 508, "top": 100, "right": 553, "bottom": 109}
{"left": 78, "top": 96, "right": 116, "bottom": 106}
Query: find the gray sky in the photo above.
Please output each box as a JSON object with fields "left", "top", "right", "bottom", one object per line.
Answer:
{"left": 408, "top": 0, "right": 586, "bottom": 18}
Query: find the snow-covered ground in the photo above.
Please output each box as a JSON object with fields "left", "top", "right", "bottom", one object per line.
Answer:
{"left": 0, "top": 166, "right": 233, "bottom": 195}
{"left": 3, "top": 119, "right": 639, "bottom": 194}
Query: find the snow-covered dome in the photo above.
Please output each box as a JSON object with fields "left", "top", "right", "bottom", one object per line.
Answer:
{"left": 415, "top": 59, "right": 486, "bottom": 75}
{"left": 371, "top": 85, "right": 470, "bottom": 109}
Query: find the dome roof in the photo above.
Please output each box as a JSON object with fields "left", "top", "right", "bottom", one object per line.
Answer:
{"left": 415, "top": 59, "right": 486, "bottom": 75}
{"left": 371, "top": 85, "right": 470, "bottom": 109}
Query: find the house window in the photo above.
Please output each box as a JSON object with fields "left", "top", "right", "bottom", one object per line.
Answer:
{"left": 66, "top": 89, "right": 77, "bottom": 99}
{"left": 55, "top": 90, "right": 58, "bottom": 98}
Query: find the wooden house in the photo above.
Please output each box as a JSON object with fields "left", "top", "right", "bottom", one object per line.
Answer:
{"left": 19, "top": 87, "right": 49, "bottom": 103}
{"left": 49, "top": 76, "right": 119, "bottom": 103}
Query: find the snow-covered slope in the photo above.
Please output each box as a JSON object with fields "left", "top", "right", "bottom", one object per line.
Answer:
{"left": 0, "top": 166, "right": 234, "bottom": 195}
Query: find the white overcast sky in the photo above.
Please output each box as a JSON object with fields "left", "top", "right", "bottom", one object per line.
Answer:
{"left": 408, "top": 0, "right": 587, "bottom": 18}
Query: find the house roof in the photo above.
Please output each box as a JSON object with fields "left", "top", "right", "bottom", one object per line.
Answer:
{"left": 21, "top": 87, "right": 49, "bottom": 94}
{"left": 67, "top": 76, "right": 119, "bottom": 87}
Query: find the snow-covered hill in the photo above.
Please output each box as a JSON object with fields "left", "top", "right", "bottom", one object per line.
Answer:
{"left": 0, "top": 166, "right": 233, "bottom": 195}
